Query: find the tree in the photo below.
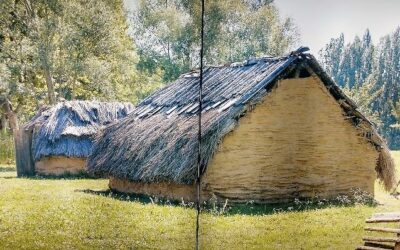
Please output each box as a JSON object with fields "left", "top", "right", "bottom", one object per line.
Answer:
{"left": 342, "top": 75, "right": 382, "bottom": 126}
{"left": 23, "top": 0, "right": 61, "bottom": 104}
{"left": 319, "top": 33, "right": 344, "bottom": 84}
{"left": 0, "top": 0, "right": 162, "bottom": 132}
{"left": 132, "top": 0, "right": 298, "bottom": 82}
{"left": 0, "top": 0, "right": 41, "bottom": 132}
{"left": 372, "top": 27, "right": 400, "bottom": 148}
{"left": 320, "top": 28, "right": 400, "bottom": 148}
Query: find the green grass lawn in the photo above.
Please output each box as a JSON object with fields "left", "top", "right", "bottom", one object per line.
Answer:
{"left": 1, "top": 154, "right": 399, "bottom": 249}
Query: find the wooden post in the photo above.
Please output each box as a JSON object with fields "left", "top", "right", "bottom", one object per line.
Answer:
{"left": 14, "top": 129, "right": 35, "bottom": 177}
{"left": 395, "top": 226, "right": 400, "bottom": 250}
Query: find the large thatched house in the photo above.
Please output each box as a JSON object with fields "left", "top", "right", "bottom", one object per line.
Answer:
{"left": 22, "top": 100, "right": 133, "bottom": 176}
{"left": 87, "top": 48, "right": 397, "bottom": 203}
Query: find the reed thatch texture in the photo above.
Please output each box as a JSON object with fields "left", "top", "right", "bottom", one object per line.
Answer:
{"left": 87, "top": 49, "right": 396, "bottom": 192}
{"left": 28, "top": 100, "right": 133, "bottom": 161}
{"left": 376, "top": 145, "right": 397, "bottom": 191}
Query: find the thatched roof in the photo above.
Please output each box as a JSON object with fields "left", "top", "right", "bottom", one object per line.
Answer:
{"left": 87, "top": 48, "right": 397, "bottom": 191}
{"left": 27, "top": 100, "right": 134, "bottom": 161}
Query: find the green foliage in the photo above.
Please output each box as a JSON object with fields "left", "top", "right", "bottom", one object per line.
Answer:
{"left": 320, "top": 28, "right": 400, "bottom": 148}
{"left": 0, "top": 0, "right": 41, "bottom": 121}
{"left": 133, "top": 0, "right": 298, "bottom": 82}
{"left": 1, "top": 0, "right": 296, "bottom": 124}
{"left": 0, "top": 133, "right": 14, "bottom": 164}
{"left": 0, "top": 0, "right": 162, "bottom": 124}
{"left": 341, "top": 76, "right": 383, "bottom": 126}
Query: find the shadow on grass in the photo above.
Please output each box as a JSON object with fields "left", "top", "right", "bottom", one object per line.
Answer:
{"left": 0, "top": 176, "right": 16, "bottom": 179}
{"left": 0, "top": 165, "right": 16, "bottom": 172}
{"left": 79, "top": 189, "right": 176, "bottom": 205}
{"left": 23, "top": 172, "right": 99, "bottom": 180}
{"left": 0, "top": 170, "right": 101, "bottom": 180}
{"left": 78, "top": 188, "right": 378, "bottom": 216}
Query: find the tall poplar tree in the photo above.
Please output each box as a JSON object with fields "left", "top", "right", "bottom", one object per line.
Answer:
{"left": 320, "top": 28, "right": 400, "bottom": 148}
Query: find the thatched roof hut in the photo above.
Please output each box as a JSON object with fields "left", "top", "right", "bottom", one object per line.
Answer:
{"left": 25, "top": 100, "right": 133, "bottom": 176}
{"left": 88, "top": 48, "right": 397, "bottom": 203}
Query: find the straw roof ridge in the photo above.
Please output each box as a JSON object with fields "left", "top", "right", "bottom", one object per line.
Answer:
{"left": 30, "top": 100, "right": 134, "bottom": 161}
{"left": 87, "top": 47, "right": 397, "bottom": 190}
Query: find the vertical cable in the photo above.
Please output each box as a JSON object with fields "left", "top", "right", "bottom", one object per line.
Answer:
{"left": 196, "top": 0, "right": 205, "bottom": 249}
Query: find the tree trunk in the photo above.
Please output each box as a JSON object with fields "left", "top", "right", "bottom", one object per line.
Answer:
{"left": 1, "top": 98, "right": 19, "bottom": 133}
{"left": 44, "top": 67, "right": 56, "bottom": 104}
{"left": 0, "top": 97, "right": 19, "bottom": 133}
{"left": 71, "top": 80, "right": 76, "bottom": 100}
{"left": 23, "top": 0, "right": 56, "bottom": 105}
{"left": 70, "top": 72, "right": 78, "bottom": 100}
{"left": 1, "top": 114, "right": 7, "bottom": 134}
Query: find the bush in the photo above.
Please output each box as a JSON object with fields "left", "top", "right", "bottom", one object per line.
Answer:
{"left": 0, "top": 133, "right": 15, "bottom": 164}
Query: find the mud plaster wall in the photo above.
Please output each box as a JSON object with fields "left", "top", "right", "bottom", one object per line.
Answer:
{"left": 35, "top": 156, "right": 86, "bottom": 176}
{"left": 201, "top": 76, "right": 378, "bottom": 202}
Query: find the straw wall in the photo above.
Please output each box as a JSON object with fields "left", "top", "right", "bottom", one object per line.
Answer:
{"left": 202, "top": 76, "right": 379, "bottom": 202}
{"left": 35, "top": 156, "right": 86, "bottom": 176}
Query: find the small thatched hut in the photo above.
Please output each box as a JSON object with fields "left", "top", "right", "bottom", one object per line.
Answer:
{"left": 87, "top": 48, "right": 397, "bottom": 203}
{"left": 24, "top": 100, "right": 133, "bottom": 176}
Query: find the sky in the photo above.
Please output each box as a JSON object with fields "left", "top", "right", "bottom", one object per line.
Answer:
{"left": 124, "top": 0, "right": 136, "bottom": 10}
{"left": 124, "top": 0, "right": 400, "bottom": 54}
{"left": 275, "top": 0, "right": 400, "bottom": 53}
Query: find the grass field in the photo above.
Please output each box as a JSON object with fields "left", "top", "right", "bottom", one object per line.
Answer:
{"left": 0, "top": 153, "right": 399, "bottom": 249}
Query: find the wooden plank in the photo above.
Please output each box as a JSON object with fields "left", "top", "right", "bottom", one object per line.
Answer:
{"left": 363, "top": 236, "right": 400, "bottom": 243}
{"left": 365, "top": 242, "right": 395, "bottom": 249}
{"left": 367, "top": 213, "right": 400, "bottom": 223}
{"left": 15, "top": 129, "right": 35, "bottom": 177}
{"left": 356, "top": 246, "right": 393, "bottom": 250}
{"left": 366, "top": 218, "right": 400, "bottom": 223}
{"left": 177, "top": 104, "right": 192, "bottom": 115}
{"left": 14, "top": 130, "right": 22, "bottom": 175}
{"left": 185, "top": 103, "right": 199, "bottom": 113}
{"left": 218, "top": 97, "right": 238, "bottom": 112}
{"left": 137, "top": 106, "right": 154, "bottom": 119}
{"left": 373, "top": 213, "right": 400, "bottom": 216}
{"left": 372, "top": 213, "right": 400, "bottom": 218}
{"left": 210, "top": 100, "right": 223, "bottom": 109}
{"left": 165, "top": 106, "right": 177, "bottom": 115}
{"left": 365, "top": 227, "right": 400, "bottom": 234}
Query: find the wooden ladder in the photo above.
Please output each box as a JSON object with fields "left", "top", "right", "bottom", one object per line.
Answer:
{"left": 356, "top": 213, "right": 400, "bottom": 250}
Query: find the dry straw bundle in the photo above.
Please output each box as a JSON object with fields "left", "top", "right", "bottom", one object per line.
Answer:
{"left": 376, "top": 145, "right": 397, "bottom": 192}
